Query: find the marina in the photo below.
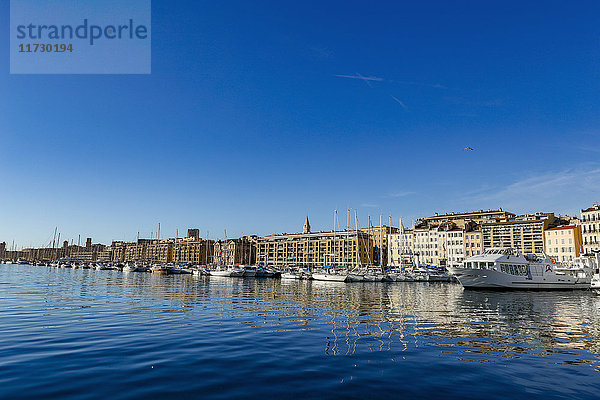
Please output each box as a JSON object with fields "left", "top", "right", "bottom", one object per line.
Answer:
{"left": 3, "top": 252, "right": 600, "bottom": 290}
{"left": 1, "top": 263, "right": 599, "bottom": 400}
{"left": 4, "top": 1, "right": 600, "bottom": 398}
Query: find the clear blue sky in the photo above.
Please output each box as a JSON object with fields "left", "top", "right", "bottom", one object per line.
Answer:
{"left": 2, "top": 1, "right": 600, "bottom": 248}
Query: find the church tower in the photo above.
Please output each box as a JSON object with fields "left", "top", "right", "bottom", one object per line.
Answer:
{"left": 303, "top": 216, "right": 311, "bottom": 234}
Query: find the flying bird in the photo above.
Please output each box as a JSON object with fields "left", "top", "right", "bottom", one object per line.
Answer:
{"left": 464, "top": 147, "right": 474, "bottom": 151}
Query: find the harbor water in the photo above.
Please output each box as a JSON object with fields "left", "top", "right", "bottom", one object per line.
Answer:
{"left": 1, "top": 264, "right": 599, "bottom": 399}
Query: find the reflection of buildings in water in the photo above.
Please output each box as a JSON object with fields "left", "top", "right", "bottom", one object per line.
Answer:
{"left": 433, "top": 290, "right": 600, "bottom": 366}
{"left": 242, "top": 280, "right": 600, "bottom": 367}
{"left": 103, "top": 273, "right": 600, "bottom": 367}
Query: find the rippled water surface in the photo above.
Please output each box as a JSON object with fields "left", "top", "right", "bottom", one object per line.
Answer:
{"left": 1, "top": 264, "right": 600, "bottom": 399}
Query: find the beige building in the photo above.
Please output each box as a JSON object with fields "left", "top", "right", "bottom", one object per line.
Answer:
{"left": 110, "top": 241, "right": 128, "bottom": 263}
{"left": 112, "top": 229, "right": 217, "bottom": 264}
{"left": 97, "top": 247, "right": 112, "bottom": 261}
{"left": 446, "top": 229, "right": 464, "bottom": 268}
{"left": 124, "top": 241, "right": 149, "bottom": 262}
{"left": 213, "top": 236, "right": 256, "bottom": 265}
{"left": 481, "top": 213, "right": 555, "bottom": 254}
{"left": 544, "top": 225, "right": 582, "bottom": 262}
{"left": 581, "top": 204, "right": 600, "bottom": 254}
{"left": 147, "top": 240, "right": 173, "bottom": 263}
{"left": 257, "top": 218, "right": 372, "bottom": 268}
{"left": 423, "top": 209, "right": 515, "bottom": 228}
{"left": 463, "top": 230, "right": 483, "bottom": 258}
{"left": 388, "top": 229, "right": 415, "bottom": 267}
{"left": 390, "top": 224, "right": 467, "bottom": 268}
{"left": 172, "top": 238, "right": 214, "bottom": 265}
{"left": 413, "top": 227, "right": 441, "bottom": 266}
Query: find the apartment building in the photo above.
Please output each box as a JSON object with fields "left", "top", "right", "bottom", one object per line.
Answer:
{"left": 446, "top": 229, "right": 464, "bottom": 268}
{"left": 423, "top": 209, "right": 515, "bottom": 228}
{"left": 388, "top": 229, "right": 415, "bottom": 267}
{"left": 172, "top": 238, "right": 214, "bottom": 265}
{"left": 147, "top": 240, "right": 173, "bottom": 263}
{"left": 213, "top": 236, "right": 256, "bottom": 265}
{"left": 463, "top": 230, "right": 483, "bottom": 258}
{"left": 110, "top": 241, "right": 129, "bottom": 263}
{"left": 581, "top": 204, "right": 600, "bottom": 254}
{"left": 413, "top": 227, "right": 441, "bottom": 266}
{"left": 257, "top": 219, "right": 372, "bottom": 268}
{"left": 124, "top": 240, "right": 149, "bottom": 262}
{"left": 361, "top": 224, "right": 399, "bottom": 266}
{"left": 544, "top": 225, "right": 582, "bottom": 262}
{"left": 481, "top": 213, "right": 555, "bottom": 254}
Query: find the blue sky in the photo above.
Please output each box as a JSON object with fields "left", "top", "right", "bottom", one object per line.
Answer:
{"left": 2, "top": 1, "right": 600, "bottom": 248}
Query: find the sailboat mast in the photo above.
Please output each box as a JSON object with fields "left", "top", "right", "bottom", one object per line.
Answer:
{"left": 333, "top": 210, "right": 337, "bottom": 267}
{"left": 52, "top": 227, "right": 57, "bottom": 261}
{"left": 205, "top": 231, "right": 209, "bottom": 266}
{"left": 354, "top": 210, "right": 361, "bottom": 267}
{"left": 379, "top": 215, "right": 383, "bottom": 270}
{"left": 389, "top": 215, "right": 392, "bottom": 267}
{"left": 346, "top": 209, "right": 350, "bottom": 266}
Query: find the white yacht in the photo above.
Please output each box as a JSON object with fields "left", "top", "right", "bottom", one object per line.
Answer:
{"left": 584, "top": 255, "right": 600, "bottom": 293}
{"left": 281, "top": 270, "right": 303, "bottom": 279}
{"left": 312, "top": 267, "right": 348, "bottom": 282}
{"left": 281, "top": 267, "right": 311, "bottom": 280}
{"left": 123, "top": 263, "right": 142, "bottom": 273}
{"left": 448, "top": 247, "right": 591, "bottom": 290}
{"left": 592, "top": 274, "right": 600, "bottom": 293}
{"left": 210, "top": 266, "right": 233, "bottom": 277}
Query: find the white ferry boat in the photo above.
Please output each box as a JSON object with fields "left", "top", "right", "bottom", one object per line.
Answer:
{"left": 587, "top": 255, "right": 600, "bottom": 294}
{"left": 448, "top": 247, "right": 591, "bottom": 290}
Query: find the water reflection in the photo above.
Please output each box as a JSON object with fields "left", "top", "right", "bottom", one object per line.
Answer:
{"left": 184, "top": 276, "right": 600, "bottom": 368}
{"left": 3, "top": 265, "right": 600, "bottom": 369}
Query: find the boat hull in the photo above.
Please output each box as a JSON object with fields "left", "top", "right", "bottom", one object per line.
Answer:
{"left": 312, "top": 273, "right": 347, "bottom": 282}
{"left": 281, "top": 272, "right": 302, "bottom": 279}
{"left": 210, "top": 270, "right": 232, "bottom": 277}
{"left": 449, "top": 267, "right": 590, "bottom": 290}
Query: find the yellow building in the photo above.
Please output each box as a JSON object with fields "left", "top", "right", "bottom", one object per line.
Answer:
{"left": 97, "top": 248, "right": 112, "bottom": 261}
{"left": 147, "top": 240, "right": 173, "bottom": 263}
{"left": 463, "top": 230, "right": 483, "bottom": 258}
{"left": 172, "top": 238, "right": 214, "bottom": 265}
{"left": 110, "top": 241, "right": 128, "bottom": 263}
{"left": 360, "top": 224, "right": 399, "bottom": 266}
{"left": 544, "top": 225, "right": 582, "bottom": 262}
{"left": 124, "top": 241, "right": 149, "bottom": 262}
{"left": 257, "top": 218, "right": 372, "bottom": 268}
{"left": 387, "top": 229, "right": 415, "bottom": 267}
